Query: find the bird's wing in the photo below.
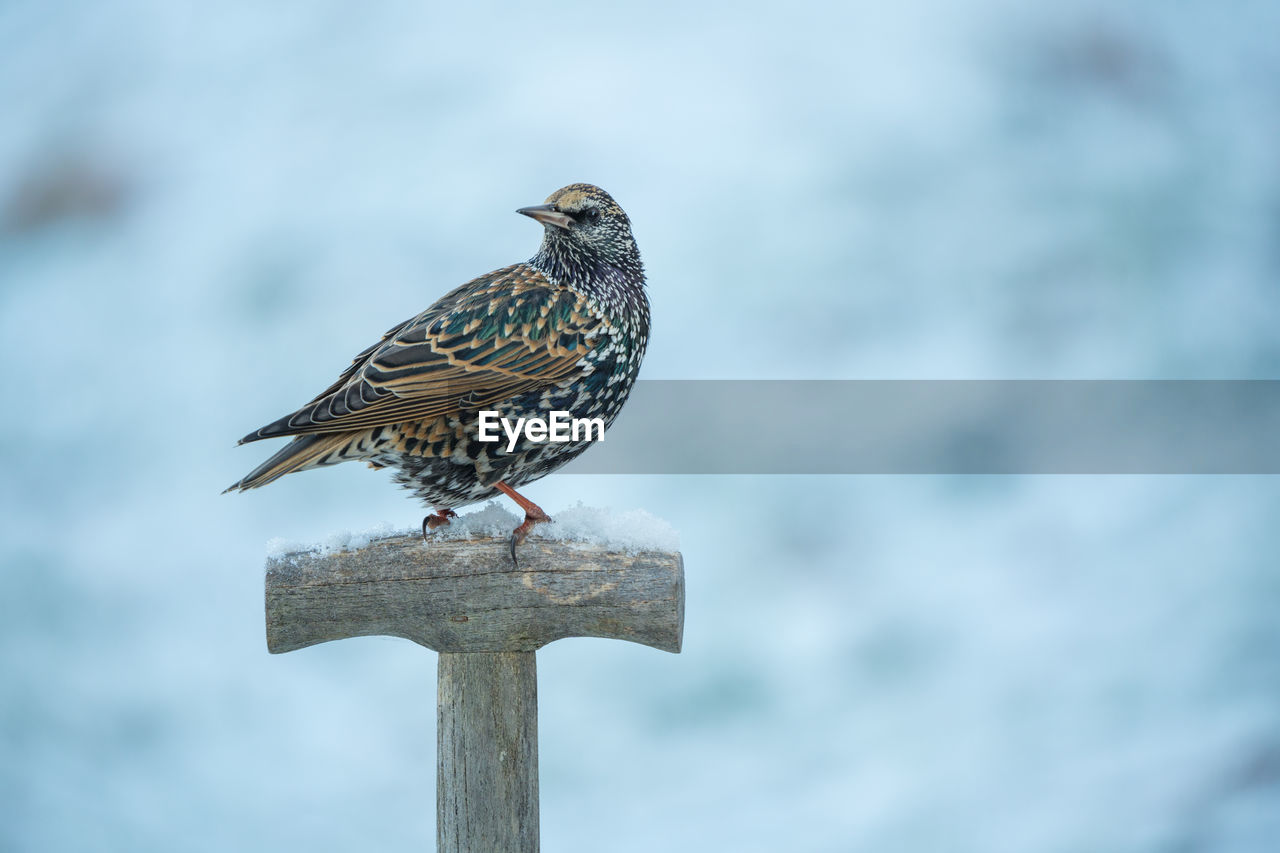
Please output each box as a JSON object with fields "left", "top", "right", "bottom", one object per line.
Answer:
{"left": 239, "top": 264, "right": 600, "bottom": 442}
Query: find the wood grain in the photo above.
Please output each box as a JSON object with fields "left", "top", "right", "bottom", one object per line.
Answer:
{"left": 437, "top": 652, "right": 539, "bottom": 853}
{"left": 265, "top": 533, "right": 684, "bottom": 852}
{"left": 265, "top": 535, "right": 684, "bottom": 654}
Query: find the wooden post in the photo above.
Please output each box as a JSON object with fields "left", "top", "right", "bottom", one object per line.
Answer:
{"left": 437, "top": 652, "right": 538, "bottom": 852}
{"left": 265, "top": 535, "right": 684, "bottom": 852}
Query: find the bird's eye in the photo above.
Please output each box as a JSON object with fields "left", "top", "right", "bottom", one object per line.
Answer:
{"left": 583, "top": 208, "right": 601, "bottom": 224}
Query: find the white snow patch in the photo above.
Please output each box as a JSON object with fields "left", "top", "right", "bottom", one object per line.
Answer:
{"left": 265, "top": 521, "right": 408, "bottom": 560}
{"left": 433, "top": 501, "right": 679, "bottom": 552}
{"left": 540, "top": 502, "right": 681, "bottom": 553}
{"left": 429, "top": 501, "right": 523, "bottom": 540}
{"left": 265, "top": 502, "right": 680, "bottom": 558}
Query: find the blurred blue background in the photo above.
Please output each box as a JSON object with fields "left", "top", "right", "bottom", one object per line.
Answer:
{"left": 3, "top": 1, "right": 1279, "bottom": 850}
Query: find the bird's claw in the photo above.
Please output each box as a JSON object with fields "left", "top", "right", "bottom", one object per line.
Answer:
{"left": 421, "top": 509, "right": 457, "bottom": 541}
{"left": 507, "top": 511, "right": 551, "bottom": 567}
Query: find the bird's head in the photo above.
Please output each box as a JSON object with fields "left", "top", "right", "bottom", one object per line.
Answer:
{"left": 518, "top": 184, "right": 640, "bottom": 276}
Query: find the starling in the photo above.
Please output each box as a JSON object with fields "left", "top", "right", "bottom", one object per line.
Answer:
{"left": 226, "top": 184, "right": 649, "bottom": 561}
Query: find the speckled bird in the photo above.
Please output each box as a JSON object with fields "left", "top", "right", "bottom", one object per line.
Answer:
{"left": 226, "top": 184, "right": 649, "bottom": 561}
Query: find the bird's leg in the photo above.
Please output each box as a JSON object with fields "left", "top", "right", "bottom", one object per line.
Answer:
{"left": 421, "top": 508, "right": 458, "bottom": 540}
{"left": 494, "top": 481, "right": 551, "bottom": 565}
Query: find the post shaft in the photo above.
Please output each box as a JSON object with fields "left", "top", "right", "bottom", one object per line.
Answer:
{"left": 437, "top": 651, "right": 539, "bottom": 852}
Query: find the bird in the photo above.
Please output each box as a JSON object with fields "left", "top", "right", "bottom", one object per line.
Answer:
{"left": 225, "top": 183, "right": 650, "bottom": 563}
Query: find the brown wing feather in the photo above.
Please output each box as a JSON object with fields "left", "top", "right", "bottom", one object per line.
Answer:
{"left": 240, "top": 264, "right": 600, "bottom": 442}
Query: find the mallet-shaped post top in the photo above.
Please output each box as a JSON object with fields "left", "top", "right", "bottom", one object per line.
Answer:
{"left": 265, "top": 531, "right": 684, "bottom": 853}
{"left": 265, "top": 535, "right": 684, "bottom": 655}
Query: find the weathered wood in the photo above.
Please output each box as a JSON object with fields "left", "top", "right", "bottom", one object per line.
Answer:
{"left": 438, "top": 652, "right": 538, "bottom": 853}
{"left": 264, "top": 532, "right": 684, "bottom": 852}
{"left": 265, "top": 535, "right": 684, "bottom": 655}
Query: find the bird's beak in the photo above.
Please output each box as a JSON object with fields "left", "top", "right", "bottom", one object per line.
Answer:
{"left": 517, "top": 204, "right": 574, "bottom": 231}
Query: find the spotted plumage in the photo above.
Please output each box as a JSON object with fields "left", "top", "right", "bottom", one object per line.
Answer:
{"left": 226, "top": 184, "right": 649, "bottom": 558}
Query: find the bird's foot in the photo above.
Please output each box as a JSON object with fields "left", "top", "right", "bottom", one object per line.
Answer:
{"left": 507, "top": 506, "right": 552, "bottom": 566}
{"left": 421, "top": 508, "right": 458, "bottom": 541}
{"left": 494, "top": 481, "right": 551, "bottom": 566}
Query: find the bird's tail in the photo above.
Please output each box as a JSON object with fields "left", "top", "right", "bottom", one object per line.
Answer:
{"left": 224, "top": 432, "right": 360, "bottom": 493}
